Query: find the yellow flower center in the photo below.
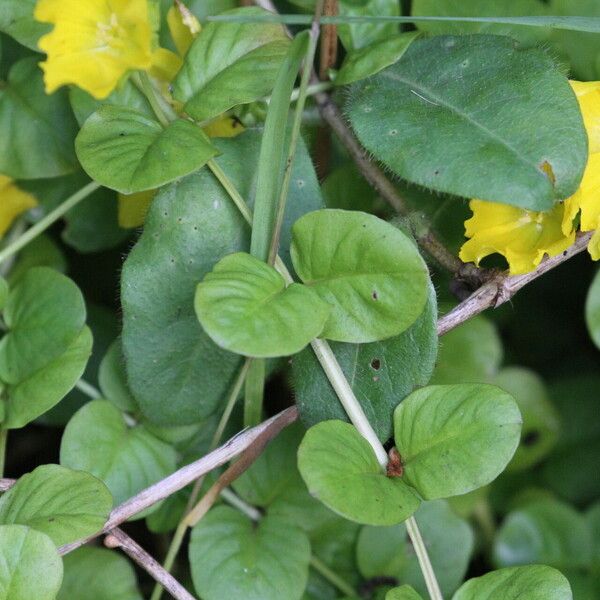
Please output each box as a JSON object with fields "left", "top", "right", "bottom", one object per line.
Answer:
{"left": 96, "top": 13, "right": 126, "bottom": 51}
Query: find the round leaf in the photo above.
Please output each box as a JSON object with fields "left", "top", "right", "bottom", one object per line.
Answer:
{"left": 60, "top": 400, "right": 177, "bottom": 510}
{"left": 76, "top": 105, "right": 218, "bottom": 194}
{"left": 291, "top": 209, "right": 429, "bottom": 343}
{"left": 0, "top": 464, "right": 112, "bottom": 547}
{"left": 173, "top": 7, "right": 290, "bottom": 121}
{"left": 585, "top": 268, "right": 600, "bottom": 349}
{"left": 347, "top": 35, "right": 587, "bottom": 210}
{"left": 189, "top": 506, "right": 310, "bottom": 600}
{"left": 298, "top": 420, "right": 420, "bottom": 526}
{"left": 394, "top": 384, "right": 522, "bottom": 499}
{"left": 0, "top": 267, "right": 86, "bottom": 385}
{"left": 453, "top": 565, "right": 573, "bottom": 600}
{"left": 59, "top": 547, "right": 142, "bottom": 600}
{"left": 0, "top": 525, "right": 63, "bottom": 600}
{"left": 195, "top": 252, "right": 329, "bottom": 357}
{"left": 493, "top": 499, "right": 592, "bottom": 570}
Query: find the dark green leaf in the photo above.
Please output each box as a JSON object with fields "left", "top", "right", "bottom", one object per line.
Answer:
{"left": 298, "top": 420, "right": 420, "bottom": 526}
{"left": 189, "top": 506, "right": 310, "bottom": 600}
{"left": 0, "top": 0, "right": 49, "bottom": 50}
{"left": 394, "top": 384, "right": 522, "bottom": 499}
{"left": 76, "top": 106, "right": 218, "bottom": 194}
{"left": 347, "top": 35, "right": 587, "bottom": 210}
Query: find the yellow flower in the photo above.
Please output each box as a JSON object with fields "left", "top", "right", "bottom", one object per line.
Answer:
{"left": 35, "top": 0, "right": 154, "bottom": 99}
{"left": 459, "top": 200, "right": 575, "bottom": 275}
{"left": 570, "top": 80, "right": 600, "bottom": 153}
{"left": 0, "top": 177, "right": 37, "bottom": 237}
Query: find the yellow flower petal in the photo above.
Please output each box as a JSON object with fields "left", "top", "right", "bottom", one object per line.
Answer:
{"left": 460, "top": 199, "right": 575, "bottom": 275}
{"left": 118, "top": 189, "right": 155, "bottom": 228}
{"left": 203, "top": 117, "right": 245, "bottom": 138}
{"left": 562, "top": 152, "right": 600, "bottom": 234}
{"left": 167, "top": 2, "right": 200, "bottom": 57}
{"left": 35, "top": 0, "right": 153, "bottom": 99}
{"left": 0, "top": 176, "right": 37, "bottom": 237}
{"left": 150, "top": 47, "right": 182, "bottom": 83}
{"left": 570, "top": 80, "right": 600, "bottom": 154}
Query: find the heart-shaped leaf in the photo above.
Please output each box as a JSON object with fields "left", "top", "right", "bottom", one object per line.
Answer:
{"left": 394, "top": 384, "right": 522, "bottom": 499}
{"left": 291, "top": 209, "right": 429, "bottom": 343}
{"left": 195, "top": 252, "right": 330, "bottom": 357}
{"left": 0, "top": 267, "right": 86, "bottom": 384}
{"left": 298, "top": 420, "right": 420, "bottom": 526}
{"left": 173, "top": 7, "right": 290, "bottom": 121}
{"left": 76, "top": 105, "right": 218, "bottom": 194}
{"left": 60, "top": 400, "right": 177, "bottom": 511}
{"left": 59, "top": 547, "right": 142, "bottom": 600}
{"left": 452, "top": 565, "right": 573, "bottom": 600}
{"left": 189, "top": 506, "right": 310, "bottom": 600}
{"left": 347, "top": 35, "right": 587, "bottom": 210}
{"left": 0, "top": 464, "right": 112, "bottom": 546}
{"left": 0, "top": 525, "right": 63, "bottom": 600}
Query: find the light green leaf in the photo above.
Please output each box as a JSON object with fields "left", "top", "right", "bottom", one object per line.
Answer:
{"left": 491, "top": 367, "right": 560, "bottom": 472}
{"left": 173, "top": 7, "right": 290, "bottom": 121}
{"left": 452, "top": 565, "right": 573, "bottom": 600}
{"left": 298, "top": 420, "right": 420, "bottom": 526}
{"left": 291, "top": 209, "right": 429, "bottom": 343}
{"left": 98, "top": 341, "right": 137, "bottom": 413}
{"left": 195, "top": 252, "right": 329, "bottom": 358}
{"left": 338, "top": 0, "right": 400, "bottom": 51}
{"left": 0, "top": 278, "right": 8, "bottom": 311}
{"left": 493, "top": 499, "right": 592, "bottom": 570}
{"left": 60, "top": 400, "right": 177, "bottom": 510}
{"left": 0, "top": 0, "right": 49, "bottom": 50}
{"left": 336, "top": 33, "right": 419, "bottom": 86}
{"left": 121, "top": 131, "right": 322, "bottom": 425}
{"left": 7, "top": 236, "right": 66, "bottom": 286}
{"left": 58, "top": 547, "right": 142, "bottom": 600}
{"left": 76, "top": 106, "right": 217, "bottom": 194}
{"left": 189, "top": 506, "right": 310, "bottom": 600}
{"left": 0, "top": 58, "right": 78, "bottom": 179}
{"left": 387, "top": 586, "right": 424, "bottom": 600}
{"left": 347, "top": 35, "right": 587, "bottom": 210}
{"left": 293, "top": 283, "right": 437, "bottom": 442}
{"left": 0, "top": 267, "right": 86, "bottom": 385}
{"left": 394, "top": 384, "right": 522, "bottom": 499}
{"left": 585, "top": 268, "right": 600, "bottom": 349}
{"left": 0, "top": 464, "right": 112, "bottom": 547}
{"left": 0, "top": 525, "right": 63, "bottom": 600}
{"left": 431, "top": 314, "right": 502, "bottom": 385}
{"left": 4, "top": 326, "right": 92, "bottom": 429}
{"left": 357, "top": 501, "right": 474, "bottom": 597}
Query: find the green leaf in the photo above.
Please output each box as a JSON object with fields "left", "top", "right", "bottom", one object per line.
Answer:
{"left": 493, "top": 499, "right": 592, "bottom": 570}
{"left": 0, "top": 267, "right": 86, "bottom": 385}
{"left": 195, "top": 252, "right": 329, "bottom": 358}
{"left": 0, "top": 58, "right": 78, "bottom": 179}
{"left": 357, "top": 501, "right": 474, "bottom": 597}
{"left": 298, "top": 420, "right": 420, "bottom": 526}
{"left": 453, "top": 565, "right": 573, "bottom": 600}
{"left": 291, "top": 209, "right": 429, "bottom": 343}
{"left": 387, "top": 587, "right": 424, "bottom": 600}
{"left": 336, "top": 33, "right": 419, "bottom": 86}
{"left": 292, "top": 283, "right": 437, "bottom": 442}
{"left": 189, "top": 506, "right": 311, "bottom": 600}
{"left": 98, "top": 341, "right": 137, "bottom": 413}
{"left": 347, "top": 35, "right": 587, "bottom": 210}
{"left": 58, "top": 547, "right": 142, "bottom": 600}
{"left": 0, "top": 0, "right": 50, "bottom": 50}
{"left": 4, "top": 326, "right": 92, "bottom": 429}
{"left": 585, "top": 268, "right": 600, "bottom": 349}
{"left": 0, "top": 464, "right": 112, "bottom": 547}
{"left": 75, "top": 106, "right": 218, "bottom": 194}
{"left": 173, "top": 7, "right": 290, "bottom": 121}
{"left": 338, "top": 0, "right": 400, "bottom": 51}
{"left": 0, "top": 525, "right": 63, "bottom": 600}
{"left": 430, "top": 314, "right": 502, "bottom": 385}
{"left": 6, "top": 236, "right": 66, "bottom": 286}
{"left": 491, "top": 367, "right": 560, "bottom": 472}
{"left": 60, "top": 400, "right": 177, "bottom": 510}
{"left": 121, "top": 130, "right": 322, "bottom": 425}
{"left": 394, "top": 384, "right": 522, "bottom": 499}
{"left": 0, "top": 277, "right": 8, "bottom": 311}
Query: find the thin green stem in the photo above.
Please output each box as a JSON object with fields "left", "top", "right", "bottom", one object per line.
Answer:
{"left": 0, "top": 182, "right": 101, "bottom": 267}
{"left": 0, "top": 220, "right": 26, "bottom": 277}
{"left": 220, "top": 487, "right": 262, "bottom": 520}
{"left": 74, "top": 379, "right": 102, "bottom": 400}
{"left": 207, "top": 159, "right": 253, "bottom": 225}
{"left": 406, "top": 516, "right": 444, "bottom": 600}
{"left": 134, "top": 72, "right": 170, "bottom": 127}
{"left": 310, "top": 555, "right": 357, "bottom": 598}
{"left": 244, "top": 359, "right": 265, "bottom": 427}
{"left": 290, "top": 81, "right": 332, "bottom": 102}
{"left": 0, "top": 429, "right": 7, "bottom": 478}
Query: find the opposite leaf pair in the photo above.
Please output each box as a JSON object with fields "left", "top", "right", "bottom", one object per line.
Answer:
{"left": 195, "top": 209, "right": 430, "bottom": 357}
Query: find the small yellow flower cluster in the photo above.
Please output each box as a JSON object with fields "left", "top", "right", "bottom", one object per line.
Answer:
{"left": 460, "top": 81, "right": 600, "bottom": 275}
